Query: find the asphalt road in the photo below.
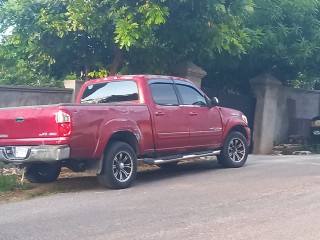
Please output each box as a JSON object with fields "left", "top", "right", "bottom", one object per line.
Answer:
{"left": 1, "top": 155, "right": 320, "bottom": 240}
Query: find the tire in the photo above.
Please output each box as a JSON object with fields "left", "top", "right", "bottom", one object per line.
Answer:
{"left": 97, "top": 141, "right": 137, "bottom": 189}
{"left": 25, "top": 163, "right": 61, "bottom": 183}
{"left": 157, "top": 161, "right": 179, "bottom": 169}
{"left": 217, "top": 131, "right": 248, "bottom": 168}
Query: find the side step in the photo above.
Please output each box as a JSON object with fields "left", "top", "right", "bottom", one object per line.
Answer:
{"left": 142, "top": 150, "right": 221, "bottom": 165}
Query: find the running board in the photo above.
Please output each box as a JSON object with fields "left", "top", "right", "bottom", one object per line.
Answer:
{"left": 142, "top": 150, "right": 221, "bottom": 165}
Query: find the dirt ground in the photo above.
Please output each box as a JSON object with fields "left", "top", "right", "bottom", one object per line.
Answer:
{"left": 0, "top": 164, "right": 158, "bottom": 205}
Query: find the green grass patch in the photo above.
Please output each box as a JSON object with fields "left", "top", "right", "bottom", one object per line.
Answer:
{"left": 0, "top": 175, "right": 18, "bottom": 192}
{"left": 0, "top": 175, "right": 33, "bottom": 193}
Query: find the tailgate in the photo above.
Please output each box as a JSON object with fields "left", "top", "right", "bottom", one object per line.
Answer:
{"left": 0, "top": 105, "right": 60, "bottom": 140}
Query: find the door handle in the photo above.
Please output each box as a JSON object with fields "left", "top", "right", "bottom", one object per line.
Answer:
{"left": 189, "top": 112, "right": 198, "bottom": 116}
{"left": 155, "top": 111, "right": 165, "bottom": 116}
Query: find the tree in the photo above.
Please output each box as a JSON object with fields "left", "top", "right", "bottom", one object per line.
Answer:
{"left": 0, "top": 0, "right": 170, "bottom": 85}
{"left": 201, "top": 0, "right": 320, "bottom": 93}
{"left": 0, "top": 0, "right": 256, "bottom": 86}
{"left": 127, "top": 0, "right": 258, "bottom": 74}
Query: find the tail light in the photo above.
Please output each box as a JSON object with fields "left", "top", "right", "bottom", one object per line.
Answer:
{"left": 56, "top": 110, "right": 72, "bottom": 137}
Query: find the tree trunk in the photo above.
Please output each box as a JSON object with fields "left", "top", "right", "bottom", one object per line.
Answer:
{"left": 110, "top": 48, "right": 123, "bottom": 76}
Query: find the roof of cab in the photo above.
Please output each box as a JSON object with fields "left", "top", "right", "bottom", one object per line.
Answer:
{"left": 83, "top": 74, "right": 192, "bottom": 86}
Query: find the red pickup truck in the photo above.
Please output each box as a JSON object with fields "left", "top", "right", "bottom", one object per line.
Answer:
{"left": 0, "top": 75, "right": 250, "bottom": 189}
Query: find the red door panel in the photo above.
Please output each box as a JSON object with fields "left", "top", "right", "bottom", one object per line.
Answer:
{"left": 183, "top": 106, "right": 222, "bottom": 148}
{"left": 152, "top": 105, "right": 189, "bottom": 151}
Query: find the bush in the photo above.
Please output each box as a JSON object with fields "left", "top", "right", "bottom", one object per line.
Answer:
{"left": 0, "top": 175, "right": 18, "bottom": 192}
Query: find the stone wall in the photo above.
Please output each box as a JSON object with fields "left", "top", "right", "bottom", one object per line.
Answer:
{"left": 0, "top": 85, "right": 73, "bottom": 108}
{"left": 275, "top": 87, "right": 320, "bottom": 144}
{"left": 251, "top": 74, "right": 320, "bottom": 154}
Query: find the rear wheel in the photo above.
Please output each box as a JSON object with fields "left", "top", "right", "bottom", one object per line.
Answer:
{"left": 25, "top": 163, "right": 61, "bottom": 183}
{"left": 97, "top": 141, "right": 137, "bottom": 189}
{"left": 217, "top": 131, "right": 248, "bottom": 168}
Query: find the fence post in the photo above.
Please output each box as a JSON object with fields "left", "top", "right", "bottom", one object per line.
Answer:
{"left": 64, "top": 80, "right": 85, "bottom": 103}
{"left": 250, "top": 74, "right": 282, "bottom": 154}
{"left": 171, "top": 61, "right": 207, "bottom": 88}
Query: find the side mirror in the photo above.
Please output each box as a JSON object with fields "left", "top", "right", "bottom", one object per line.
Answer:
{"left": 211, "top": 97, "right": 219, "bottom": 106}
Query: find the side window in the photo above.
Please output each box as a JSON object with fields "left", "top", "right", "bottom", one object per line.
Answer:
{"left": 176, "top": 84, "right": 207, "bottom": 106}
{"left": 81, "top": 81, "right": 138, "bottom": 104}
{"left": 150, "top": 83, "right": 179, "bottom": 105}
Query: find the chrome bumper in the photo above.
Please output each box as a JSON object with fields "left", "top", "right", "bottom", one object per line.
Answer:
{"left": 0, "top": 145, "right": 70, "bottom": 164}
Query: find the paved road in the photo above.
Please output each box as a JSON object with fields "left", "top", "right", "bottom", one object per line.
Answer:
{"left": 1, "top": 155, "right": 320, "bottom": 240}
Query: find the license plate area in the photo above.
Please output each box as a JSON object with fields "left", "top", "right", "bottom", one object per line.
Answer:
{"left": 4, "top": 146, "right": 30, "bottom": 159}
{"left": 15, "top": 147, "right": 29, "bottom": 158}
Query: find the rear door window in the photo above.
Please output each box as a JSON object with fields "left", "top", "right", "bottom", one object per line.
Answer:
{"left": 81, "top": 81, "right": 138, "bottom": 104}
{"left": 149, "top": 83, "right": 179, "bottom": 105}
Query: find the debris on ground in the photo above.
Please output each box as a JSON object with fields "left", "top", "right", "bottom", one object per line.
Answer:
{"left": 292, "top": 151, "right": 312, "bottom": 155}
{"left": 0, "top": 167, "right": 23, "bottom": 176}
{"left": 273, "top": 144, "right": 305, "bottom": 155}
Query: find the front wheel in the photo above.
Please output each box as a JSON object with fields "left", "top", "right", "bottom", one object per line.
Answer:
{"left": 25, "top": 163, "right": 61, "bottom": 183}
{"left": 97, "top": 141, "right": 137, "bottom": 189}
{"left": 217, "top": 131, "right": 248, "bottom": 168}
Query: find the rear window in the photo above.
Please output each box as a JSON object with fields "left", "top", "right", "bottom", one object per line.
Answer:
{"left": 81, "top": 81, "right": 138, "bottom": 104}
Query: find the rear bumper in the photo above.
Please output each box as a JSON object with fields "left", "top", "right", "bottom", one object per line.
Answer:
{"left": 0, "top": 145, "right": 70, "bottom": 164}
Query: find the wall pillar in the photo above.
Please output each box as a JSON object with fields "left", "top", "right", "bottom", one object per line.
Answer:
{"left": 250, "top": 74, "right": 282, "bottom": 154}
{"left": 64, "top": 80, "right": 85, "bottom": 103}
{"left": 171, "top": 61, "right": 207, "bottom": 88}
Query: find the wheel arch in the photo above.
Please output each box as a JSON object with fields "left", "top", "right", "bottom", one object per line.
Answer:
{"left": 223, "top": 124, "right": 250, "bottom": 144}
{"left": 106, "top": 131, "right": 139, "bottom": 155}
{"left": 94, "top": 130, "right": 139, "bottom": 175}
{"left": 229, "top": 125, "right": 248, "bottom": 140}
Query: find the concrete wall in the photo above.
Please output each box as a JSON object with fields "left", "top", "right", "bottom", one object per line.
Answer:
{"left": 251, "top": 74, "right": 320, "bottom": 154}
{"left": 275, "top": 87, "right": 320, "bottom": 143}
{"left": 0, "top": 85, "right": 73, "bottom": 108}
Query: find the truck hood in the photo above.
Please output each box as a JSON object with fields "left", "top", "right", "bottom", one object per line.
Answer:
{"left": 0, "top": 105, "right": 60, "bottom": 141}
{"left": 217, "top": 107, "right": 247, "bottom": 125}
{"left": 218, "top": 107, "right": 242, "bottom": 117}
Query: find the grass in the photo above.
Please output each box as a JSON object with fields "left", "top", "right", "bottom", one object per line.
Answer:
{"left": 0, "top": 174, "right": 33, "bottom": 193}
{"left": 0, "top": 175, "right": 19, "bottom": 192}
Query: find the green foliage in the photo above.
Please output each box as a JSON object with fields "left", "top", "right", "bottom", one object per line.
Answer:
{"left": 126, "top": 0, "right": 259, "bottom": 74}
{"left": 0, "top": 0, "right": 172, "bottom": 84}
{"left": 0, "top": 57, "right": 61, "bottom": 87}
{"left": 202, "top": 0, "right": 320, "bottom": 93}
{"left": 286, "top": 73, "right": 320, "bottom": 90}
{"left": 0, "top": 175, "right": 17, "bottom": 192}
{"left": 1, "top": 0, "right": 320, "bottom": 92}
{"left": 88, "top": 68, "right": 109, "bottom": 78}
{"left": 64, "top": 73, "right": 79, "bottom": 81}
